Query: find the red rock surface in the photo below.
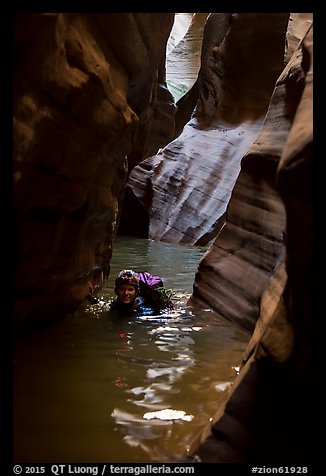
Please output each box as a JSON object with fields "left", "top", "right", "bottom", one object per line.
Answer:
{"left": 13, "top": 13, "right": 175, "bottom": 330}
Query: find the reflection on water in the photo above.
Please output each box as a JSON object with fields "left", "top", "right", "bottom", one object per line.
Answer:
{"left": 13, "top": 237, "right": 250, "bottom": 463}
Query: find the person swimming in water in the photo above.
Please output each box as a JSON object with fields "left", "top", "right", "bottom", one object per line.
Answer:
{"left": 110, "top": 269, "right": 174, "bottom": 316}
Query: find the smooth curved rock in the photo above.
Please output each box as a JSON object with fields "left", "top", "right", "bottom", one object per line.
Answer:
{"left": 126, "top": 13, "right": 290, "bottom": 246}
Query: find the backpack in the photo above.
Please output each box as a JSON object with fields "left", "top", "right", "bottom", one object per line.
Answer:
{"left": 136, "top": 271, "right": 174, "bottom": 310}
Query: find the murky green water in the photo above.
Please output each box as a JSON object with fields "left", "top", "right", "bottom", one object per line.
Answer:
{"left": 13, "top": 237, "right": 250, "bottom": 463}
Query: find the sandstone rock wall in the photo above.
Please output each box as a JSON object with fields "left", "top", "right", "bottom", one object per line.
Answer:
{"left": 13, "top": 13, "right": 175, "bottom": 331}
{"left": 189, "top": 13, "right": 311, "bottom": 330}
{"left": 186, "top": 16, "right": 313, "bottom": 463}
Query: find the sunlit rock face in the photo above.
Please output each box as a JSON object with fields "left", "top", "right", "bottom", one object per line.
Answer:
{"left": 126, "top": 14, "right": 291, "bottom": 246}
{"left": 13, "top": 13, "right": 175, "bottom": 331}
{"left": 166, "top": 13, "right": 209, "bottom": 101}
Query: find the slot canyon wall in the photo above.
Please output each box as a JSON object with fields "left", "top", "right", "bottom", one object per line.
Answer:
{"left": 13, "top": 13, "right": 176, "bottom": 331}
{"left": 13, "top": 13, "right": 313, "bottom": 463}
{"left": 187, "top": 16, "right": 313, "bottom": 462}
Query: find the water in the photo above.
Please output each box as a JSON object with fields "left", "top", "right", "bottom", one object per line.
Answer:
{"left": 13, "top": 237, "right": 250, "bottom": 463}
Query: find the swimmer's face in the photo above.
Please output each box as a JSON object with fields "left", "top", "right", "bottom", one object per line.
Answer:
{"left": 115, "top": 284, "right": 137, "bottom": 304}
